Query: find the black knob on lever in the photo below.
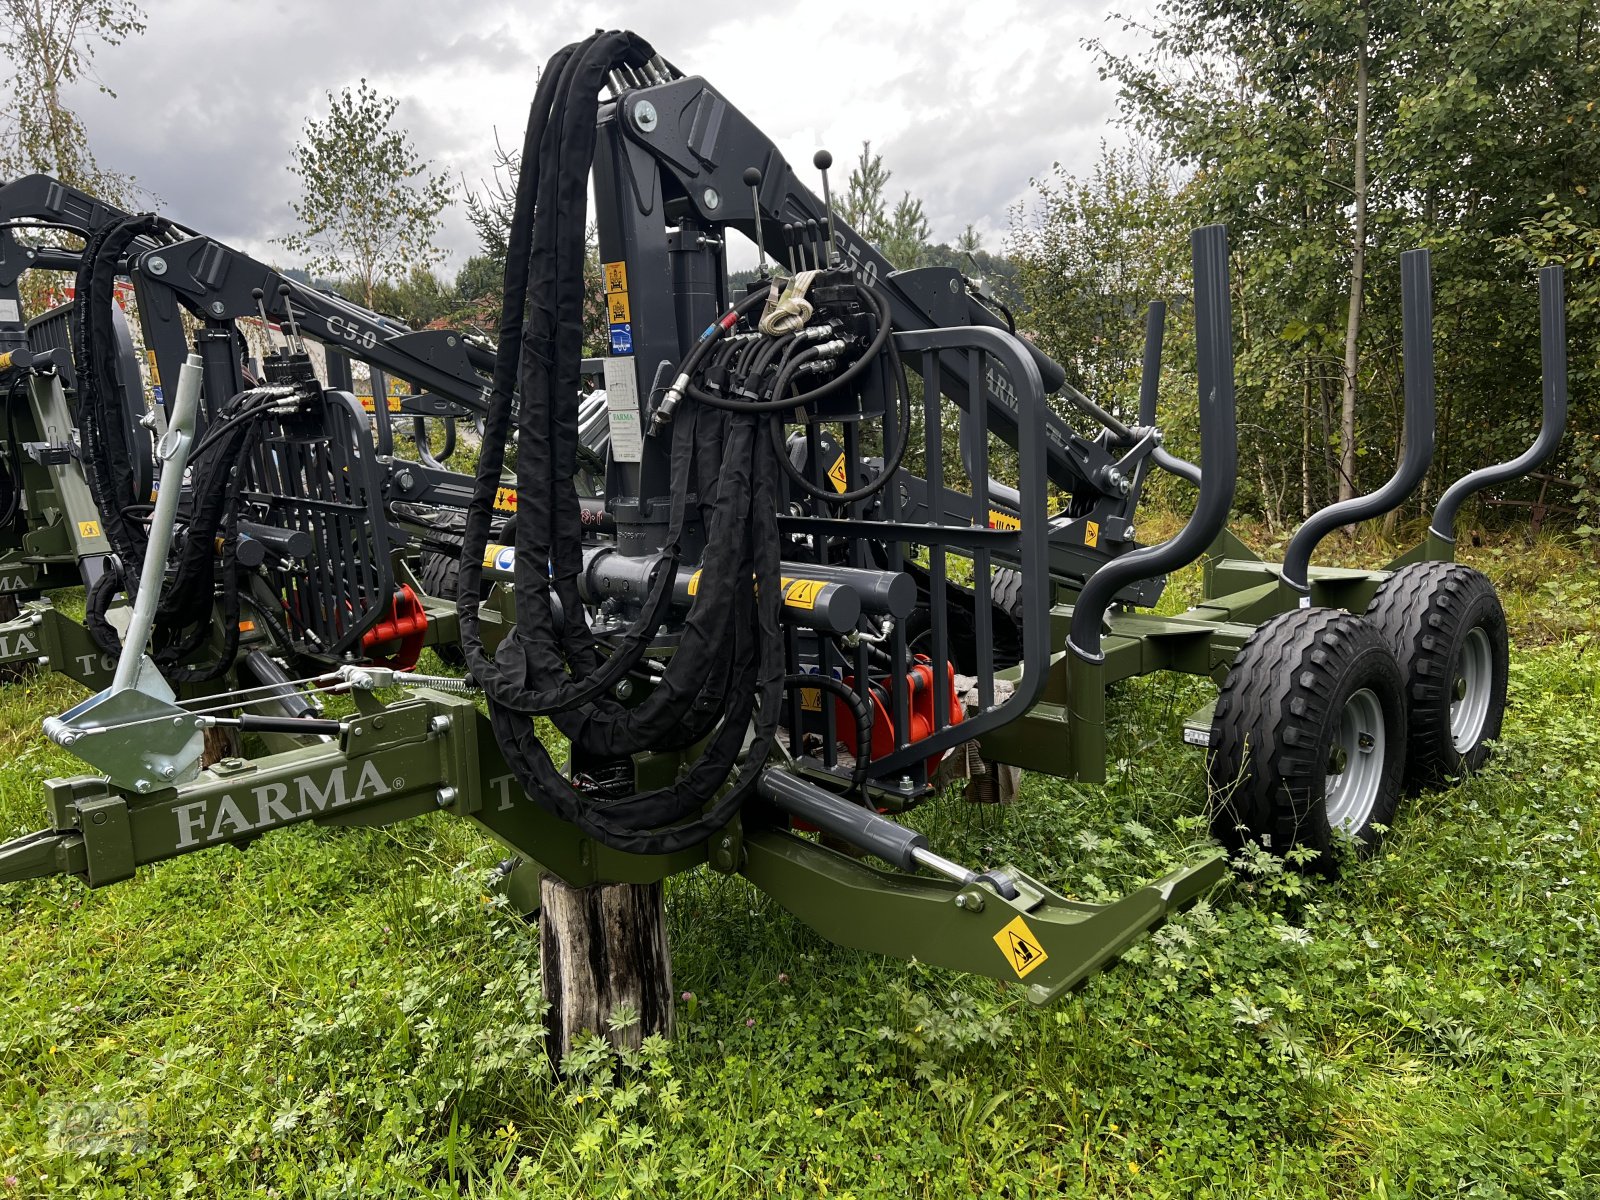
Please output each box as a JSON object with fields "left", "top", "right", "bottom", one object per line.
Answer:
{"left": 813, "top": 149, "right": 838, "bottom": 267}
{"left": 743, "top": 167, "right": 770, "bottom": 276}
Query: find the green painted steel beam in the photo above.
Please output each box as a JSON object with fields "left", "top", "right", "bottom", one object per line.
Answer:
{"left": 741, "top": 829, "right": 1227, "bottom": 1003}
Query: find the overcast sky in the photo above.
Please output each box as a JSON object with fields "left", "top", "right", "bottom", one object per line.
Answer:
{"left": 68, "top": 0, "right": 1152, "bottom": 274}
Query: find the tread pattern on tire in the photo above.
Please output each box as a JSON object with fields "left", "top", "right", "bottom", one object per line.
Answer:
{"left": 1208, "top": 606, "right": 1405, "bottom": 865}
{"left": 1364, "top": 560, "right": 1507, "bottom": 791}
{"left": 990, "top": 567, "right": 1025, "bottom": 623}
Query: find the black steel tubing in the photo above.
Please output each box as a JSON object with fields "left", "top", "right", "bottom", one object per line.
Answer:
{"left": 1069, "top": 226, "right": 1238, "bottom": 663}
{"left": 1138, "top": 301, "right": 1166, "bottom": 426}
{"left": 1280, "top": 249, "right": 1436, "bottom": 595}
{"left": 1429, "top": 265, "right": 1568, "bottom": 542}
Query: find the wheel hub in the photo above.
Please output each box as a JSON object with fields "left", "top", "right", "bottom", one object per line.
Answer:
{"left": 1325, "top": 687, "right": 1386, "bottom": 835}
{"left": 1450, "top": 626, "right": 1494, "bottom": 754}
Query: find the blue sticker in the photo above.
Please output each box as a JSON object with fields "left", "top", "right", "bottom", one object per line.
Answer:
{"left": 493, "top": 545, "right": 516, "bottom": 572}
{"left": 609, "top": 322, "right": 633, "bottom": 354}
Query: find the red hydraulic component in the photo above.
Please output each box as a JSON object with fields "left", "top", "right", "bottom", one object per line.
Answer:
{"left": 360, "top": 584, "right": 429, "bottom": 669}
{"left": 837, "top": 655, "right": 964, "bottom": 777}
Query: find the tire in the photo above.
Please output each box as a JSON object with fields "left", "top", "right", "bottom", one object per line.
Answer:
{"left": 416, "top": 548, "right": 468, "bottom": 668}
{"left": 1208, "top": 608, "right": 1407, "bottom": 868}
{"left": 1364, "top": 561, "right": 1508, "bottom": 792}
{"left": 990, "top": 567, "right": 1025, "bottom": 624}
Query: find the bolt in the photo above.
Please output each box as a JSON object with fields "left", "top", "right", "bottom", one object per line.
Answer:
{"left": 702, "top": 187, "right": 721, "bottom": 210}
{"left": 899, "top": 776, "right": 914, "bottom": 791}
{"left": 633, "top": 100, "right": 658, "bottom": 132}
{"left": 172, "top": 717, "right": 186, "bottom": 728}
{"left": 373, "top": 716, "right": 386, "bottom": 730}
{"left": 429, "top": 715, "right": 452, "bottom": 736}
{"left": 436, "top": 787, "right": 456, "bottom": 808}
{"left": 159, "top": 764, "right": 176, "bottom": 780}
{"left": 146, "top": 256, "right": 168, "bottom": 276}
{"left": 446, "top": 335, "right": 458, "bottom": 347}
{"left": 91, "top": 811, "right": 107, "bottom": 825}
{"left": 36, "top": 656, "right": 49, "bottom": 667}
{"left": 134, "top": 779, "right": 152, "bottom": 793}
{"left": 955, "top": 894, "right": 967, "bottom": 908}
{"left": 210, "top": 301, "right": 227, "bottom": 317}
{"left": 948, "top": 277, "right": 960, "bottom": 294}
{"left": 1453, "top": 675, "right": 1468, "bottom": 701}
{"left": 614, "top": 678, "right": 634, "bottom": 701}
{"left": 719, "top": 836, "right": 734, "bottom": 853}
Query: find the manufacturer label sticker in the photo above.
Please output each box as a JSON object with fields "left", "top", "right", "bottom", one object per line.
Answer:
{"left": 993, "top": 915, "right": 1049, "bottom": 979}
{"left": 609, "top": 323, "right": 633, "bottom": 355}
{"left": 603, "top": 356, "right": 644, "bottom": 462}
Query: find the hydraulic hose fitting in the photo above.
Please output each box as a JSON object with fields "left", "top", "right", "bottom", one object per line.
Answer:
{"left": 651, "top": 372, "right": 693, "bottom": 434}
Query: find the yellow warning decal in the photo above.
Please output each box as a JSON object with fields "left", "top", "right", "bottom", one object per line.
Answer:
{"left": 144, "top": 348, "right": 162, "bottom": 387}
{"left": 607, "top": 291, "right": 631, "bottom": 324}
{"left": 603, "top": 261, "right": 628, "bottom": 293}
{"left": 78, "top": 520, "right": 102, "bottom": 539}
{"left": 987, "top": 509, "right": 1021, "bottom": 531}
{"left": 993, "top": 915, "right": 1049, "bottom": 979}
{"left": 238, "top": 620, "right": 256, "bottom": 633}
{"left": 687, "top": 569, "right": 702, "bottom": 597}
{"left": 827, "top": 453, "right": 849, "bottom": 493}
{"left": 387, "top": 396, "right": 403, "bottom": 413}
{"left": 800, "top": 687, "right": 823, "bottom": 712}
{"left": 359, "top": 395, "right": 375, "bottom": 412}
{"left": 482, "top": 542, "right": 515, "bottom": 569}
{"left": 783, "top": 578, "right": 825, "bottom": 610}
{"left": 1084, "top": 520, "right": 1100, "bottom": 548}
{"left": 493, "top": 486, "right": 518, "bottom": 513}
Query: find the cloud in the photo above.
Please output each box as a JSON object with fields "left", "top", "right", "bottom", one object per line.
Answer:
{"left": 51, "top": 0, "right": 1149, "bottom": 275}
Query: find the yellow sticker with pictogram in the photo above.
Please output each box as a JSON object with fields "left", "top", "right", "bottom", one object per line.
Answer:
{"left": 607, "top": 291, "right": 631, "bottom": 324}
{"left": 800, "top": 687, "right": 823, "bottom": 712}
{"left": 987, "top": 509, "right": 1021, "bottom": 531}
{"left": 387, "top": 396, "right": 403, "bottom": 413}
{"left": 1084, "top": 520, "right": 1100, "bottom": 548}
{"left": 78, "top": 520, "right": 102, "bottom": 539}
{"left": 993, "top": 915, "right": 1048, "bottom": 979}
{"left": 493, "top": 486, "right": 518, "bottom": 513}
{"left": 603, "top": 261, "right": 628, "bottom": 293}
{"left": 144, "top": 349, "right": 162, "bottom": 387}
{"left": 827, "top": 453, "right": 849, "bottom": 493}
{"left": 783, "top": 578, "right": 825, "bottom": 610}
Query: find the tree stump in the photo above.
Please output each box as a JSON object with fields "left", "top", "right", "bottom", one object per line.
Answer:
{"left": 539, "top": 875, "right": 673, "bottom": 1067}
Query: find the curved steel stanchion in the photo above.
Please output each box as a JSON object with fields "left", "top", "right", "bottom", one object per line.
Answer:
{"left": 1069, "top": 225, "right": 1238, "bottom": 663}
{"left": 1279, "top": 249, "right": 1437, "bottom": 598}
{"left": 1429, "top": 265, "right": 1568, "bottom": 543}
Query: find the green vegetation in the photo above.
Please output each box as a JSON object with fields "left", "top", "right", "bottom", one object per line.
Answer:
{"left": 2, "top": 529, "right": 1595, "bottom": 1198}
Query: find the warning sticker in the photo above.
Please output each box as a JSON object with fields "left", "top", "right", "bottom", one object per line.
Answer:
{"left": 493, "top": 486, "right": 519, "bottom": 513}
{"left": 603, "top": 261, "right": 628, "bottom": 293}
{"left": 993, "top": 915, "right": 1049, "bottom": 979}
{"left": 987, "top": 509, "right": 1021, "bottom": 531}
{"left": 826, "top": 453, "right": 849, "bottom": 493}
{"left": 603, "top": 356, "right": 644, "bottom": 463}
{"left": 482, "top": 543, "right": 516, "bottom": 571}
{"left": 1084, "top": 520, "right": 1100, "bottom": 548}
{"left": 607, "top": 291, "right": 631, "bottom": 324}
{"left": 800, "top": 687, "right": 822, "bottom": 712}
{"left": 783, "top": 578, "right": 825, "bottom": 610}
{"left": 78, "top": 520, "right": 102, "bottom": 540}
{"left": 686, "top": 569, "right": 701, "bottom": 597}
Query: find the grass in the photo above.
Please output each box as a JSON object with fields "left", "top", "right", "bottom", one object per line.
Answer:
{"left": 1, "top": 524, "right": 1598, "bottom": 1197}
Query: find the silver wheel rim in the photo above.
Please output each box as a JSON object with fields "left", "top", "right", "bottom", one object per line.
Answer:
{"left": 1325, "top": 687, "right": 1386, "bottom": 834}
{"left": 1450, "top": 626, "right": 1494, "bottom": 754}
